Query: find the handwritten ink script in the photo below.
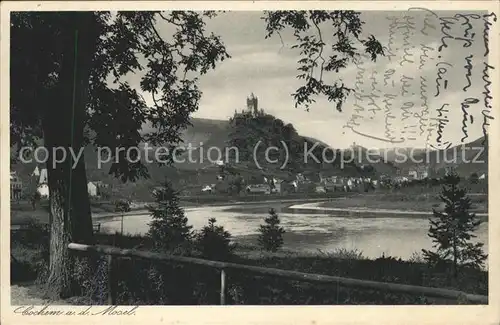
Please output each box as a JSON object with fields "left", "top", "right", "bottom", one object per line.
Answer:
{"left": 13, "top": 305, "right": 139, "bottom": 316}
{"left": 342, "top": 9, "right": 496, "bottom": 148}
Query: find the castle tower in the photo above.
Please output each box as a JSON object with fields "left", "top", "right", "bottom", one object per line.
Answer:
{"left": 246, "top": 93, "right": 258, "bottom": 116}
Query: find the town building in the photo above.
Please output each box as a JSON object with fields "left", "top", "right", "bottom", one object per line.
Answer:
{"left": 94, "top": 181, "right": 109, "bottom": 189}
{"left": 10, "top": 171, "right": 22, "bottom": 200}
{"left": 36, "top": 168, "right": 49, "bottom": 198}
{"left": 32, "top": 166, "right": 40, "bottom": 177}
{"left": 273, "top": 179, "right": 282, "bottom": 193}
{"left": 408, "top": 166, "right": 429, "bottom": 180}
{"left": 87, "top": 182, "right": 98, "bottom": 197}
{"left": 39, "top": 168, "right": 48, "bottom": 184}
{"left": 37, "top": 184, "right": 49, "bottom": 198}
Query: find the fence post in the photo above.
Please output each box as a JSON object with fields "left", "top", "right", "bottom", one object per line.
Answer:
{"left": 220, "top": 269, "right": 226, "bottom": 305}
{"left": 107, "top": 254, "right": 116, "bottom": 305}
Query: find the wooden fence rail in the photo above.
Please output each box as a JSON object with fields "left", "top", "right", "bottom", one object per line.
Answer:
{"left": 68, "top": 243, "right": 488, "bottom": 305}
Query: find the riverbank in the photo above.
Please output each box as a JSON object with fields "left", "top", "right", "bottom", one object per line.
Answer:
{"left": 91, "top": 197, "right": 343, "bottom": 221}
{"left": 282, "top": 203, "right": 488, "bottom": 220}
{"left": 11, "top": 190, "right": 489, "bottom": 228}
{"left": 10, "top": 194, "right": 348, "bottom": 226}
{"left": 318, "top": 194, "right": 487, "bottom": 212}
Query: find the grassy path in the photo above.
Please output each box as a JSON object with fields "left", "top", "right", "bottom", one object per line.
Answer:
{"left": 10, "top": 283, "right": 68, "bottom": 305}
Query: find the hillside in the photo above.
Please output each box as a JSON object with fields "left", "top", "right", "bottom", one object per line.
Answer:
{"left": 347, "top": 144, "right": 399, "bottom": 176}
{"left": 11, "top": 115, "right": 400, "bottom": 198}
{"left": 390, "top": 136, "right": 488, "bottom": 177}
{"left": 379, "top": 147, "right": 428, "bottom": 162}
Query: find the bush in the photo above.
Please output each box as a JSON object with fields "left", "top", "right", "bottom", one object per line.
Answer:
{"left": 408, "top": 252, "right": 424, "bottom": 263}
{"left": 469, "top": 172, "right": 479, "bottom": 184}
{"left": 195, "top": 218, "right": 235, "bottom": 261}
{"left": 115, "top": 199, "right": 131, "bottom": 212}
{"left": 258, "top": 208, "right": 285, "bottom": 252}
{"left": 11, "top": 221, "right": 50, "bottom": 284}
{"left": 72, "top": 256, "right": 108, "bottom": 304}
{"left": 319, "top": 248, "right": 365, "bottom": 260}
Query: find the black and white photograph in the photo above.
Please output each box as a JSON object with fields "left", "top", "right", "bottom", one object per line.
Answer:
{"left": 2, "top": 1, "right": 499, "bottom": 323}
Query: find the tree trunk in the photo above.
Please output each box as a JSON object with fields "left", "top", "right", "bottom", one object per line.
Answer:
{"left": 452, "top": 231, "right": 458, "bottom": 280}
{"left": 44, "top": 12, "right": 99, "bottom": 298}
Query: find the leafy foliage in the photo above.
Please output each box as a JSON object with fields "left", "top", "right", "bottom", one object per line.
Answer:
{"left": 195, "top": 218, "right": 234, "bottom": 261}
{"left": 114, "top": 199, "right": 131, "bottom": 213}
{"left": 227, "top": 109, "right": 341, "bottom": 173}
{"left": 147, "top": 181, "right": 193, "bottom": 252}
{"left": 258, "top": 208, "right": 285, "bottom": 252}
{"left": 225, "top": 174, "right": 245, "bottom": 195}
{"left": 11, "top": 10, "right": 385, "bottom": 195}
{"left": 11, "top": 11, "right": 231, "bottom": 182}
{"left": 263, "top": 10, "right": 384, "bottom": 111}
{"left": 469, "top": 172, "right": 479, "bottom": 184}
{"left": 11, "top": 10, "right": 384, "bottom": 182}
{"left": 422, "top": 172, "right": 487, "bottom": 276}
{"left": 10, "top": 10, "right": 385, "bottom": 297}
{"left": 228, "top": 110, "right": 303, "bottom": 170}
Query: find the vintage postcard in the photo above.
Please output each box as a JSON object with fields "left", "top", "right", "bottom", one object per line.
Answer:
{"left": 1, "top": 1, "right": 499, "bottom": 324}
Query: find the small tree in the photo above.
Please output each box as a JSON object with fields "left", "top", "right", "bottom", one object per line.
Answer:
{"left": 258, "top": 208, "right": 285, "bottom": 252}
{"left": 230, "top": 175, "right": 244, "bottom": 195}
{"left": 31, "top": 191, "right": 41, "bottom": 210}
{"left": 114, "top": 199, "right": 131, "bottom": 235}
{"left": 195, "top": 218, "right": 234, "bottom": 261}
{"left": 469, "top": 172, "right": 479, "bottom": 184}
{"left": 147, "top": 181, "right": 193, "bottom": 252}
{"left": 422, "top": 172, "right": 487, "bottom": 277}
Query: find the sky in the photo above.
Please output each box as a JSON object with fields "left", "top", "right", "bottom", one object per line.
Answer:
{"left": 141, "top": 10, "right": 493, "bottom": 149}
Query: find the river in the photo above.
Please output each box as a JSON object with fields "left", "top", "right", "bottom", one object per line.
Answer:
{"left": 98, "top": 201, "right": 489, "bottom": 261}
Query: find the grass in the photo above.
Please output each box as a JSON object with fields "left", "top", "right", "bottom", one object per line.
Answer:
{"left": 10, "top": 183, "right": 488, "bottom": 304}
{"left": 178, "top": 191, "right": 351, "bottom": 205}
{"left": 11, "top": 226, "right": 488, "bottom": 305}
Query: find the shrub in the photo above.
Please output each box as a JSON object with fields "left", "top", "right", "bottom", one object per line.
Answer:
{"left": 147, "top": 181, "right": 193, "bottom": 253}
{"left": 408, "top": 251, "right": 424, "bottom": 263}
{"left": 258, "top": 208, "right": 285, "bottom": 252}
{"left": 321, "top": 248, "right": 364, "bottom": 260}
{"left": 422, "top": 172, "right": 487, "bottom": 277}
{"left": 115, "top": 199, "right": 131, "bottom": 212}
{"left": 72, "top": 256, "right": 108, "bottom": 303}
{"left": 11, "top": 221, "right": 50, "bottom": 284}
{"left": 115, "top": 199, "right": 132, "bottom": 235}
{"left": 195, "top": 218, "right": 235, "bottom": 261}
{"left": 469, "top": 172, "right": 479, "bottom": 184}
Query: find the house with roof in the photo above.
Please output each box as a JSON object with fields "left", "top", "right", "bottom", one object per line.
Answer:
{"left": 87, "top": 182, "right": 98, "bottom": 197}
{"left": 36, "top": 168, "right": 49, "bottom": 198}
{"left": 10, "top": 171, "right": 23, "bottom": 200}
{"left": 408, "top": 166, "right": 429, "bottom": 180}
{"left": 37, "top": 184, "right": 49, "bottom": 198}
{"left": 38, "top": 168, "right": 48, "bottom": 184}
{"left": 271, "top": 178, "right": 286, "bottom": 193}
{"left": 32, "top": 166, "right": 40, "bottom": 177}
{"left": 94, "top": 181, "right": 109, "bottom": 189}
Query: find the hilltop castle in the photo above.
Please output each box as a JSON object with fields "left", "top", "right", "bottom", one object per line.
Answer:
{"left": 244, "top": 93, "right": 264, "bottom": 117}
